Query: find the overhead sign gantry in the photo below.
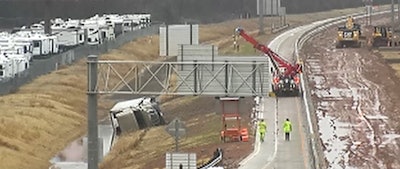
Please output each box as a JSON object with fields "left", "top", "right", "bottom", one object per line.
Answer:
{"left": 86, "top": 55, "right": 271, "bottom": 169}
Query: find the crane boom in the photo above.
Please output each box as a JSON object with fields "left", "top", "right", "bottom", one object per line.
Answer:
{"left": 235, "top": 27, "right": 302, "bottom": 77}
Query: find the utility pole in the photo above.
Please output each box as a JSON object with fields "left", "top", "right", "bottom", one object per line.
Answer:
{"left": 44, "top": 0, "right": 52, "bottom": 35}
{"left": 370, "top": 0, "right": 373, "bottom": 25}
{"left": 368, "top": 0, "right": 372, "bottom": 26}
{"left": 87, "top": 55, "right": 99, "bottom": 169}
{"left": 392, "top": 0, "right": 395, "bottom": 48}
{"left": 363, "top": 0, "right": 373, "bottom": 26}
{"left": 258, "top": 0, "right": 265, "bottom": 35}
{"left": 174, "top": 120, "right": 180, "bottom": 152}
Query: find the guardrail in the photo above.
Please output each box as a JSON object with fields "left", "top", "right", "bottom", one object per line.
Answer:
{"left": 294, "top": 14, "right": 360, "bottom": 169}
{"left": 197, "top": 148, "right": 223, "bottom": 169}
{"left": 294, "top": 12, "right": 369, "bottom": 169}
{"left": 271, "top": 24, "right": 290, "bottom": 34}
{"left": 294, "top": 9, "right": 393, "bottom": 169}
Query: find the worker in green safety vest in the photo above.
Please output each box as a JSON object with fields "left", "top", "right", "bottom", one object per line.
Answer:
{"left": 258, "top": 119, "right": 267, "bottom": 142}
{"left": 283, "top": 118, "right": 292, "bottom": 141}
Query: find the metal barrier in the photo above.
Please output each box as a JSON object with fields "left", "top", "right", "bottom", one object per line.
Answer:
{"left": 294, "top": 9, "right": 393, "bottom": 169}
{"left": 197, "top": 148, "right": 223, "bottom": 169}
{"left": 293, "top": 13, "right": 365, "bottom": 169}
{"left": 294, "top": 13, "right": 369, "bottom": 169}
{"left": 0, "top": 24, "right": 160, "bottom": 96}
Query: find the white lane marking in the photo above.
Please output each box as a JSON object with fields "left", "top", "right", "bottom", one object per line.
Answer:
{"left": 239, "top": 132, "right": 262, "bottom": 166}
{"left": 300, "top": 71, "right": 314, "bottom": 135}
{"left": 259, "top": 98, "right": 264, "bottom": 119}
{"left": 239, "top": 97, "right": 265, "bottom": 166}
{"left": 262, "top": 98, "right": 278, "bottom": 169}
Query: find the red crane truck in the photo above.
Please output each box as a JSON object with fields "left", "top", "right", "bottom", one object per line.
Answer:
{"left": 235, "top": 27, "right": 302, "bottom": 97}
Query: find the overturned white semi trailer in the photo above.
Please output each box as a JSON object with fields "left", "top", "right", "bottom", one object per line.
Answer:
{"left": 109, "top": 96, "right": 166, "bottom": 136}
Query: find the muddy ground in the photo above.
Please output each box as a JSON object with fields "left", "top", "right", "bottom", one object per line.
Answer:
{"left": 301, "top": 16, "right": 400, "bottom": 168}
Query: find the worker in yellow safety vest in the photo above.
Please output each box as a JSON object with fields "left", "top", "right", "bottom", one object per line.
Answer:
{"left": 258, "top": 119, "right": 267, "bottom": 142}
{"left": 283, "top": 118, "right": 292, "bottom": 141}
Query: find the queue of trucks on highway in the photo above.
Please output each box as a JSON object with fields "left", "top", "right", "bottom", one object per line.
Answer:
{"left": 0, "top": 13, "right": 151, "bottom": 81}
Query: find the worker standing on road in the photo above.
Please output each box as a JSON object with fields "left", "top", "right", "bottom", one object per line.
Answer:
{"left": 283, "top": 118, "right": 292, "bottom": 141}
{"left": 258, "top": 119, "right": 267, "bottom": 142}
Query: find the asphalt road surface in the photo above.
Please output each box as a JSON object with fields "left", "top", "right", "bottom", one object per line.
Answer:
{"left": 238, "top": 23, "right": 322, "bottom": 169}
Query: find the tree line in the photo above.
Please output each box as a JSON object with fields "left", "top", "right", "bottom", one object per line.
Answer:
{"left": 0, "top": 0, "right": 392, "bottom": 28}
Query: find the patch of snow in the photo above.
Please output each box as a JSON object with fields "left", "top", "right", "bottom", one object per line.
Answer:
{"left": 306, "top": 37, "right": 400, "bottom": 168}
{"left": 317, "top": 101, "right": 330, "bottom": 111}
{"left": 310, "top": 69, "right": 322, "bottom": 74}
{"left": 317, "top": 108, "right": 353, "bottom": 169}
{"left": 350, "top": 141, "right": 362, "bottom": 150}
{"left": 313, "top": 87, "right": 353, "bottom": 99}
{"left": 350, "top": 87, "right": 360, "bottom": 110}
{"left": 363, "top": 114, "right": 388, "bottom": 120}
{"left": 373, "top": 89, "right": 381, "bottom": 113}
{"left": 309, "top": 75, "right": 325, "bottom": 89}
{"left": 351, "top": 86, "right": 377, "bottom": 158}
{"left": 381, "top": 133, "right": 400, "bottom": 145}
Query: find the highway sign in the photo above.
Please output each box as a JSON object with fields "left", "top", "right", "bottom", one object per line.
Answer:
{"left": 166, "top": 118, "right": 187, "bottom": 152}
{"left": 165, "top": 152, "right": 196, "bottom": 169}
{"left": 166, "top": 118, "right": 186, "bottom": 138}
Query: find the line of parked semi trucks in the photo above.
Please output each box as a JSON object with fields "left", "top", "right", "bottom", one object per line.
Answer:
{"left": 0, "top": 13, "right": 151, "bottom": 81}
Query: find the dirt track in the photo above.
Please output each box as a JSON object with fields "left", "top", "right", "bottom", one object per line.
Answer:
{"left": 302, "top": 16, "right": 400, "bottom": 168}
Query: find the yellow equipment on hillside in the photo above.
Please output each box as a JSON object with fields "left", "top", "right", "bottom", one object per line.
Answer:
{"left": 372, "top": 26, "right": 394, "bottom": 47}
{"left": 336, "top": 16, "right": 362, "bottom": 48}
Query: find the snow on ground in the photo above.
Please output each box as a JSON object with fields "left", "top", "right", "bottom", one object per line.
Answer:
{"left": 317, "top": 105, "right": 354, "bottom": 169}
{"left": 304, "top": 35, "right": 400, "bottom": 168}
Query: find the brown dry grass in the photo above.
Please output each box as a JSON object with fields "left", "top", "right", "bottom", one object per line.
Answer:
{"left": 200, "top": 6, "right": 370, "bottom": 56}
{"left": 392, "top": 64, "right": 400, "bottom": 78}
{"left": 0, "top": 36, "right": 159, "bottom": 169}
{"left": 0, "top": 5, "right": 381, "bottom": 169}
{"left": 380, "top": 51, "right": 400, "bottom": 59}
{"left": 380, "top": 51, "right": 400, "bottom": 78}
{"left": 158, "top": 72, "right": 178, "bottom": 103}
{"left": 100, "top": 118, "right": 221, "bottom": 169}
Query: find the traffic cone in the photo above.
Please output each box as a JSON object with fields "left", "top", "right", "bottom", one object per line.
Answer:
{"left": 240, "top": 128, "right": 249, "bottom": 142}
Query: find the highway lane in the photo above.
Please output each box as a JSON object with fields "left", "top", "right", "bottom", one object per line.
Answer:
{"left": 239, "top": 10, "right": 395, "bottom": 169}
{"left": 238, "top": 97, "right": 277, "bottom": 168}
{"left": 267, "top": 25, "right": 312, "bottom": 169}
{"left": 269, "top": 97, "right": 308, "bottom": 169}
{"left": 239, "top": 24, "right": 315, "bottom": 169}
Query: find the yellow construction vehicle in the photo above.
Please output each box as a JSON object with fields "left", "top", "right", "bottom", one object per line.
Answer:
{"left": 336, "top": 16, "right": 362, "bottom": 48}
{"left": 372, "top": 26, "right": 394, "bottom": 47}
